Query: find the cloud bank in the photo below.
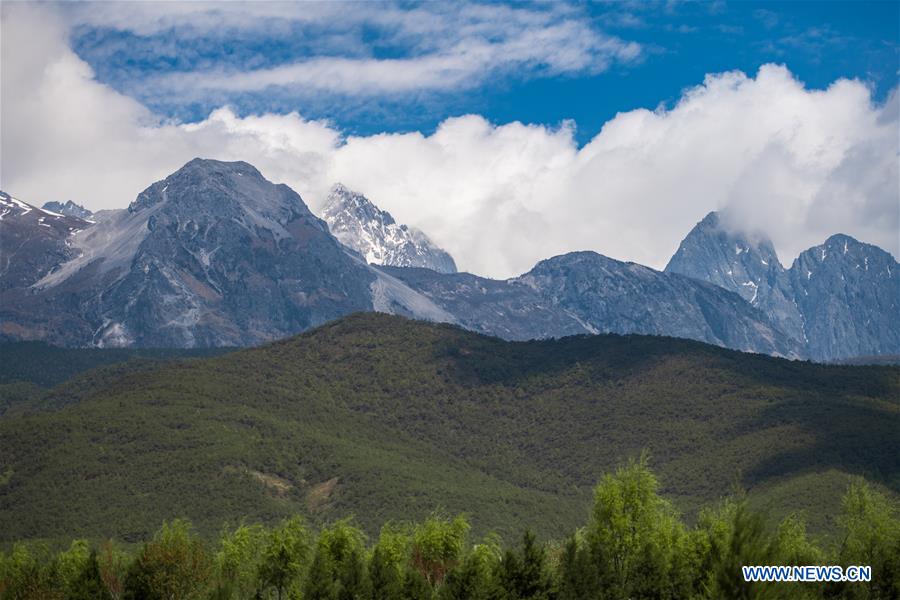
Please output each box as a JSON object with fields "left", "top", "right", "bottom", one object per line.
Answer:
{"left": 1, "top": 3, "right": 897, "bottom": 279}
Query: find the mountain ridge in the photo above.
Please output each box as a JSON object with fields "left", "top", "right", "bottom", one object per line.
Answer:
{"left": 2, "top": 158, "right": 896, "bottom": 361}
{"left": 666, "top": 211, "right": 899, "bottom": 361}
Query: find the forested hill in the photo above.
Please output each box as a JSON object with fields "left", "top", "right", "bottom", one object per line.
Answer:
{"left": 0, "top": 313, "right": 897, "bottom": 544}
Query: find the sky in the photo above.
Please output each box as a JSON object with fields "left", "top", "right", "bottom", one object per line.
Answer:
{"left": 1, "top": 1, "right": 898, "bottom": 278}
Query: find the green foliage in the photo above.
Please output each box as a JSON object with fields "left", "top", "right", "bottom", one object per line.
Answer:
{"left": 370, "top": 525, "right": 410, "bottom": 600}
{"left": 412, "top": 514, "right": 470, "bottom": 586}
{"left": 55, "top": 539, "right": 90, "bottom": 595}
{"left": 1, "top": 466, "right": 899, "bottom": 600}
{"left": 257, "top": 516, "right": 312, "bottom": 600}
{"left": 304, "top": 520, "right": 370, "bottom": 600}
{"left": 400, "top": 568, "right": 433, "bottom": 600}
{"left": 587, "top": 454, "right": 695, "bottom": 599}
{"left": 698, "top": 498, "right": 780, "bottom": 599}
{"left": 0, "top": 543, "right": 64, "bottom": 600}
{"left": 831, "top": 479, "right": 900, "bottom": 599}
{"left": 1, "top": 314, "right": 898, "bottom": 543}
{"left": 556, "top": 533, "right": 600, "bottom": 600}
{"left": 439, "top": 536, "right": 501, "bottom": 600}
{"left": 0, "top": 341, "right": 229, "bottom": 389}
{"left": 213, "top": 523, "right": 267, "bottom": 599}
{"left": 68, "top": 551, "right": 112, "bottom": 600}
{"left": 494, "top": 531, "right": 553, "bottom": 600}
{"left": 123, "top": 519, "right": 212, "bottom": 600}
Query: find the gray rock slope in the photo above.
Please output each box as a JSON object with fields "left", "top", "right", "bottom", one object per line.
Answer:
{"left": 383, "top": 252, "right": 800, "bottom": 357}
{"left": 790, "top": 234, "right": 899, "bottom": 361}
{"left": 9, "top": 160, "right": 379, "bottom": 346}
{"left": 321, "top": 184, "right": 457, "bottom": 274}
{"left": 0, "top": 191, "right": 92, "bottom": 291}
{"left": 665, "top": 212, "right": 804, "bottom": 343}
{"left": 666, "top": 212, "right": 899, "bottom": 361}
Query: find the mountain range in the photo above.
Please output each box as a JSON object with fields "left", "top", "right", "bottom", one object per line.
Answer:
{"left": 1, "top": 158, "right": 896, "bottom": 361}
{"left": 665, "top": 212, "right": 899, "bottom": 362}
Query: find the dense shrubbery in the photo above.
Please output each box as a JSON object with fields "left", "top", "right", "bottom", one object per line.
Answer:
{"left": 2, "top": 459, "right": 897, "bottom": 599}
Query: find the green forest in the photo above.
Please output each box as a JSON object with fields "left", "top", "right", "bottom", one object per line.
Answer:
{"left": 1, "top": 313, "right": 899, "bottom": 598}
{"left": 2, "top": 459, "right": 898, "bottom": 599}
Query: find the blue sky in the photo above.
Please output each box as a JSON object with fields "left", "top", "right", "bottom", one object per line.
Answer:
{"left": 67, "top": 1, "right": 899, "bottom": 144}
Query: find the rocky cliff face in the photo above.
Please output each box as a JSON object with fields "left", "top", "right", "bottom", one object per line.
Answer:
{"left": 0, "top": 191, "right": 92, "bottom": 291}
{"left": 790, "top": 235, "right": 899, "bottom": 361}
{"left": 15, "top": 160, "right": 378, "bottom": 347}
{"left": 2, "top": 160, "right": 894, "bottom": 360}
{"left": 522, "top": 252, "right": 799, "bottom": 356}
{"left": 666, "top": 212, "right": 899, "bottom": 360}
{"left": 665, "top": 212, "right": 804, "bottom": 344}
{"left": 41, "top": 200, "right": 94, "bottom": 220}
{"left": 321, "top": 184, "right": 457, "bottom": 273}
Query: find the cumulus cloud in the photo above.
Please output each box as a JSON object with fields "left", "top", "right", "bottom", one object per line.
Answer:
{"left": 1, "top": 3, "right": 897, "bottom": 279}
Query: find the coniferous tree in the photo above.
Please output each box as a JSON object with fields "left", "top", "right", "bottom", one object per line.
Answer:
{"left": 494, "top": 531, "right": 552, "bottom": 600}
{"left": 556, "top": 534, "right": 599, "bottom": 600}
{"left": 439, "top": 538, "right": 501, "bottom": 600}
{"left": 697, "top": 498, "right": 776, "bottom": 600}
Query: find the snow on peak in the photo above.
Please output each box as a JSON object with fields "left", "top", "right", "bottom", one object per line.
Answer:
{"left": 321, "top": 184, "right": 457, "bottom": 274}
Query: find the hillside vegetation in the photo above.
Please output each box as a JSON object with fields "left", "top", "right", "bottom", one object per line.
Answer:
{"left": 3, "top": 460, "right": 898, "bottom": 599}
{"left": 0, "top": 314, "right": 897, "bottom": 546}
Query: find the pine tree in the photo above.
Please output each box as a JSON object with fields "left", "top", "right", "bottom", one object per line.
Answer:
{"left": 556, "top": 535, "right": 599, "bottom": 600}
{"left": 495, "top": 531, "right": 552, "bottom": 600}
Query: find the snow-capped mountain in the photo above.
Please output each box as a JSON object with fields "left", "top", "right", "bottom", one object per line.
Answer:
{"left": 4, "top": 160, "right": 451, "bottom": 347}
{"left": 321, "top": 184, "right": 457, "bottom": 274}
{"left": 42, "top": 200, "right": 94, "bottom": 220}
{"left": 666, "top": 212, "right": 899, "bottom": 361}
{"left": 0, "top": 190, "right": 92, "bottom": 291}
{"left": 1, "top": 159, "right": 894, "bottom": 361}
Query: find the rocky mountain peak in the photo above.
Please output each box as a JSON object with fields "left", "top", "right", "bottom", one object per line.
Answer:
{"left": 126, "top": 158, "right": 314, "bottom": 234}
{"left": 665, "top": 210, "right": 804, "bottom": 343}
{"left": 321, "top": 183, "right": 457, "bottom": 274}
{"left": 41, "top": 200, "right": 93, "bottom": 220}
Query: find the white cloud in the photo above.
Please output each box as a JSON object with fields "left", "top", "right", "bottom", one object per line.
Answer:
{"left": 62, "top": 1, "right": 641, "bottom": 99}
{"left": 1, "top": 3, "right": 897, "bottom": 279}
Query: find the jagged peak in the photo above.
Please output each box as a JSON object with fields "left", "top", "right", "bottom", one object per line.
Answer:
{"left": 323, "top": 183, "right": 397, "bottom": 226}
{"left": 42, "top": 200, "right": 93, "bottom": 219}
{"left": 798, "top": 233, "right": 897, "bottom": 265}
